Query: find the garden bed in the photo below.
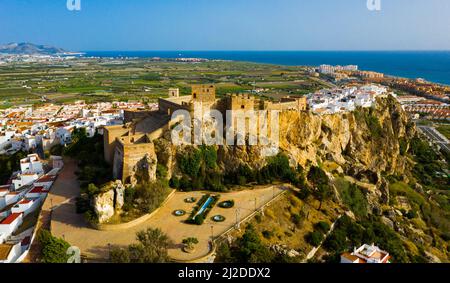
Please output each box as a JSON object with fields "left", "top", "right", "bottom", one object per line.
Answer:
{"left": 186, "top": 194, "right": 220, "bottom": 225}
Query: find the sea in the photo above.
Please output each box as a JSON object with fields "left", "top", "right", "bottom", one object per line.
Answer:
{"left": 83, "top": 51, "right": 450, "bottom": 86}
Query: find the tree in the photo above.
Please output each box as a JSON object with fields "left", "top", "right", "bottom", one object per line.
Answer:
{"left": 38, "top": 229, "right": 71, "bottom": 263}
{"left": 306, "top": 231, "right": 324, "bottom": 247}
{"left": 234, "top": 225, "right": 275, "bottom": 263}
{"left": 308, "top": 165, "right": 333, "bottom": 210}
{"left": 136, "top": 181, "right": 171, "bottom": 213}
{"left": 314, "top": 183, "right": 333, "bottom": 210}
{"left": 315, "top": 221, "right": 331, "bottom": 234}
{"left": 182, "top": 237, "right": 199, "bottom": 251}
{"left": 110, "top": 228, "right": 173, "bottom": 263}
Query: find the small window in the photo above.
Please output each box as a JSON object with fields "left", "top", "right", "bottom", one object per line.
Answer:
{"left": 193, "top": 93, "right": 197, "bottom": 98}
{"left": 241, "top": 105, "right": 245, "bottom": 109}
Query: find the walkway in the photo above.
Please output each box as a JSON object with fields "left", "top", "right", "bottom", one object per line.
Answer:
{"left": 24, "top": 159, "right": 79, "bottom": 262}
{"left": 50, "top": 182, "right": 285, "bottom": 261}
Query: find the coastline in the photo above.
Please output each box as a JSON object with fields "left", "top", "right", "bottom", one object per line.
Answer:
{"left": 80, "top": 50, "right": 450, "bottom": 86}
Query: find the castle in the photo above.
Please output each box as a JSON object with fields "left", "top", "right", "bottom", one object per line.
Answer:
{"left": 103, "top": 85, "right": 307, "bottom": 184}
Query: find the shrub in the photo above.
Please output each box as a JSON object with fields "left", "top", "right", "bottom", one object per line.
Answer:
{"left": 84, "top": 210, "right": 99, "bottom": 224}
{"left": 201, "top": 146, "right": 217, "bottom": 169}
{"left": 338, "top": 182, "right": 368, "bottom": 218}
{"left": 38, "top": 229, "right": 71, "bottom": 263}
{"left": 178, "top": 149, "right": 202, "bottom": 176}
{"left": 75, "top": 196, "right": 90, "bottom": 214}
{"left": 110, "top": 228, "right": 172, "bottom": 263}
{"left": 306, "top": 231, "right": 324, "bottom": 246}
{"left": 0, "top": 151, "right": 27, "bottom": 184}
{"left": 135, "top": 181, "right": 171, "bottom": 214}
{"left": 169, "top": 177, "right": 180, "bottom": 189}
{"left": 156, "top": 164, "right": 168, "bottom": 179}
{"left": 182, "top": 237, "right": 199, "bottom": 250}
{"left": 296, "top": 188, "right": 311, "bottom": 200}
{"left": 262, "top": 230, "right": 274, "bottom": 239}
{"left": 315, "top": 221, "right": 331, "bottom": 234}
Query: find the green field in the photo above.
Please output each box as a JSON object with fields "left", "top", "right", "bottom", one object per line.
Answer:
{"left": 0, "top": 59, "right": 329, "bottom": 106}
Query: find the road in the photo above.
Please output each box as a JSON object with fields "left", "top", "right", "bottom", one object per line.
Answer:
{"left": 417, "top": 125, "right": 450, "bottom": 153}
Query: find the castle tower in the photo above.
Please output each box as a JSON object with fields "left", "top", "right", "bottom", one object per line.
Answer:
{"left": 191, "top": 84, "right": 216, "bottom": 103}
{"left": 168, "top": 88, "right": 179, "bottom": 98}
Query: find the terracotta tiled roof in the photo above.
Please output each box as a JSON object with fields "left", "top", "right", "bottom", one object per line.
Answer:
{"left": 0, "top": 213, "right": 22, "bottom": 225}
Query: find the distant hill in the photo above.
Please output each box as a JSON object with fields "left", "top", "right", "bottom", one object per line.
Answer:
{"left": 0, "top": 42, "right": 67, "bottom": 55}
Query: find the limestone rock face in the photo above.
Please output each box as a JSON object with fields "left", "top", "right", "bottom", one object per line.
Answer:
{"left": 154, "top": 138, "right": 175, "bottom": 179}
{"left": 381, "top": 216, "right": 395, "bottom": 230}
{"left": 376, "top": 176, "right": 390, "bottom": 205}
{"left": 113, "top": 180, "right": 125, "bottom": 211}
{"left": 276, "top": 96, "right": 415, "bottom": 177}
{"left": 424, "top": 251, "right": 442, "bottom": 263}
{"left": 180, "top": 95, "right": 414, "bottom": 179}
{"left": 159, "top": 96, "right": 413, "bottom": 184}
{"left": 130, "top": 152, "right": 158, "bottom": 186}
{"left": 93, "top": 189, "right": 115, "bottom": 224}
{"left": 92, "top": 180, "right": 126, "bottom": 223}
{"left": 157, "top": 96, "right": 414, "bottom": 216}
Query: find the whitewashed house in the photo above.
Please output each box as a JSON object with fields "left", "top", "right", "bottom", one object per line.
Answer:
{"left": 341, "top": 244, "right": 391, "bottom": 264}
{"left": 55, "top": 127, "right": 72, "bottom": 145}
{"left": 20, "top": 154, "right": 44, "bottom": 175}
{"left": 0, "top": 213, "right": 23, "bottom": 239}
{"left": 33, "top": 175, "right": 57, "bottom": 189}
{"left": 25, "top": 186, "right": 49, "bottom": 200}
{"left": 12, "top": 173, "right": 40, "bottom": 191}
{"left": 11, "top": 198, "right": 40, "bottom": 217}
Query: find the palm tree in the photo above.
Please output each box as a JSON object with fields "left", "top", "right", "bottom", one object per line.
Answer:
{"left": 182, "top": 237, "right": 199, "bottom": 252}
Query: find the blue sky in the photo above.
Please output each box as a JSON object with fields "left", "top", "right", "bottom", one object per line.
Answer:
{"left": 0, "top": 0, "right": 449, "bottom": 51}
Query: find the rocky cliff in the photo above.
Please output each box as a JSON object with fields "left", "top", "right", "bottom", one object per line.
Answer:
{"left": 92, "top": 180, "right": 126, "bottom": 223}
{"left": 208, "top": 95, "right": 415, "bottom": 179}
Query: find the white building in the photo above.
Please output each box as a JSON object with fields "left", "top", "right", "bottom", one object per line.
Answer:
{"left": 33, "top": 175, "right": 57, "bottom": 189}
{"left": 0, "top": 213, "right": 23, "bottom": 240}
{"left": 0, "top": 192, "right": 21, "bottom": 208}
{"left": 12, "top": 173, "right": 40, "bottom": 191}
{"left": 23, "top": 135, "right": 38, "bottom": 151}
{"left": 20, "top": 154, "right": 44, "bottom": 175}
{"left": 25, "top": 186, "right": 50, "bottom": 199}
{"left": 308, "top": 84, "right": 388, "bottom": 115}
{"left": 55, "top": 127, "right": 72, "bottom": 145}
{"left": 341, "top": 244, "right": 391, "bottom": 264}
{"left": 11, "top": 198, "right": 40, "bottom": 217}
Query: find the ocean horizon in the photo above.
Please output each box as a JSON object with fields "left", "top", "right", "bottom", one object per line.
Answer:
{"left": 82, "top": 50, "right": 450, "bottom": 86}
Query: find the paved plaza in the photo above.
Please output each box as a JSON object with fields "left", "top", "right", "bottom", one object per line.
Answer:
{"left": 49, "top": 163, "right": 285, "bottom": 261}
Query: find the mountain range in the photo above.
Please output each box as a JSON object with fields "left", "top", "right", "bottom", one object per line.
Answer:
{"left": 0, "top": 42, "right": 67, "bottom": 55}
